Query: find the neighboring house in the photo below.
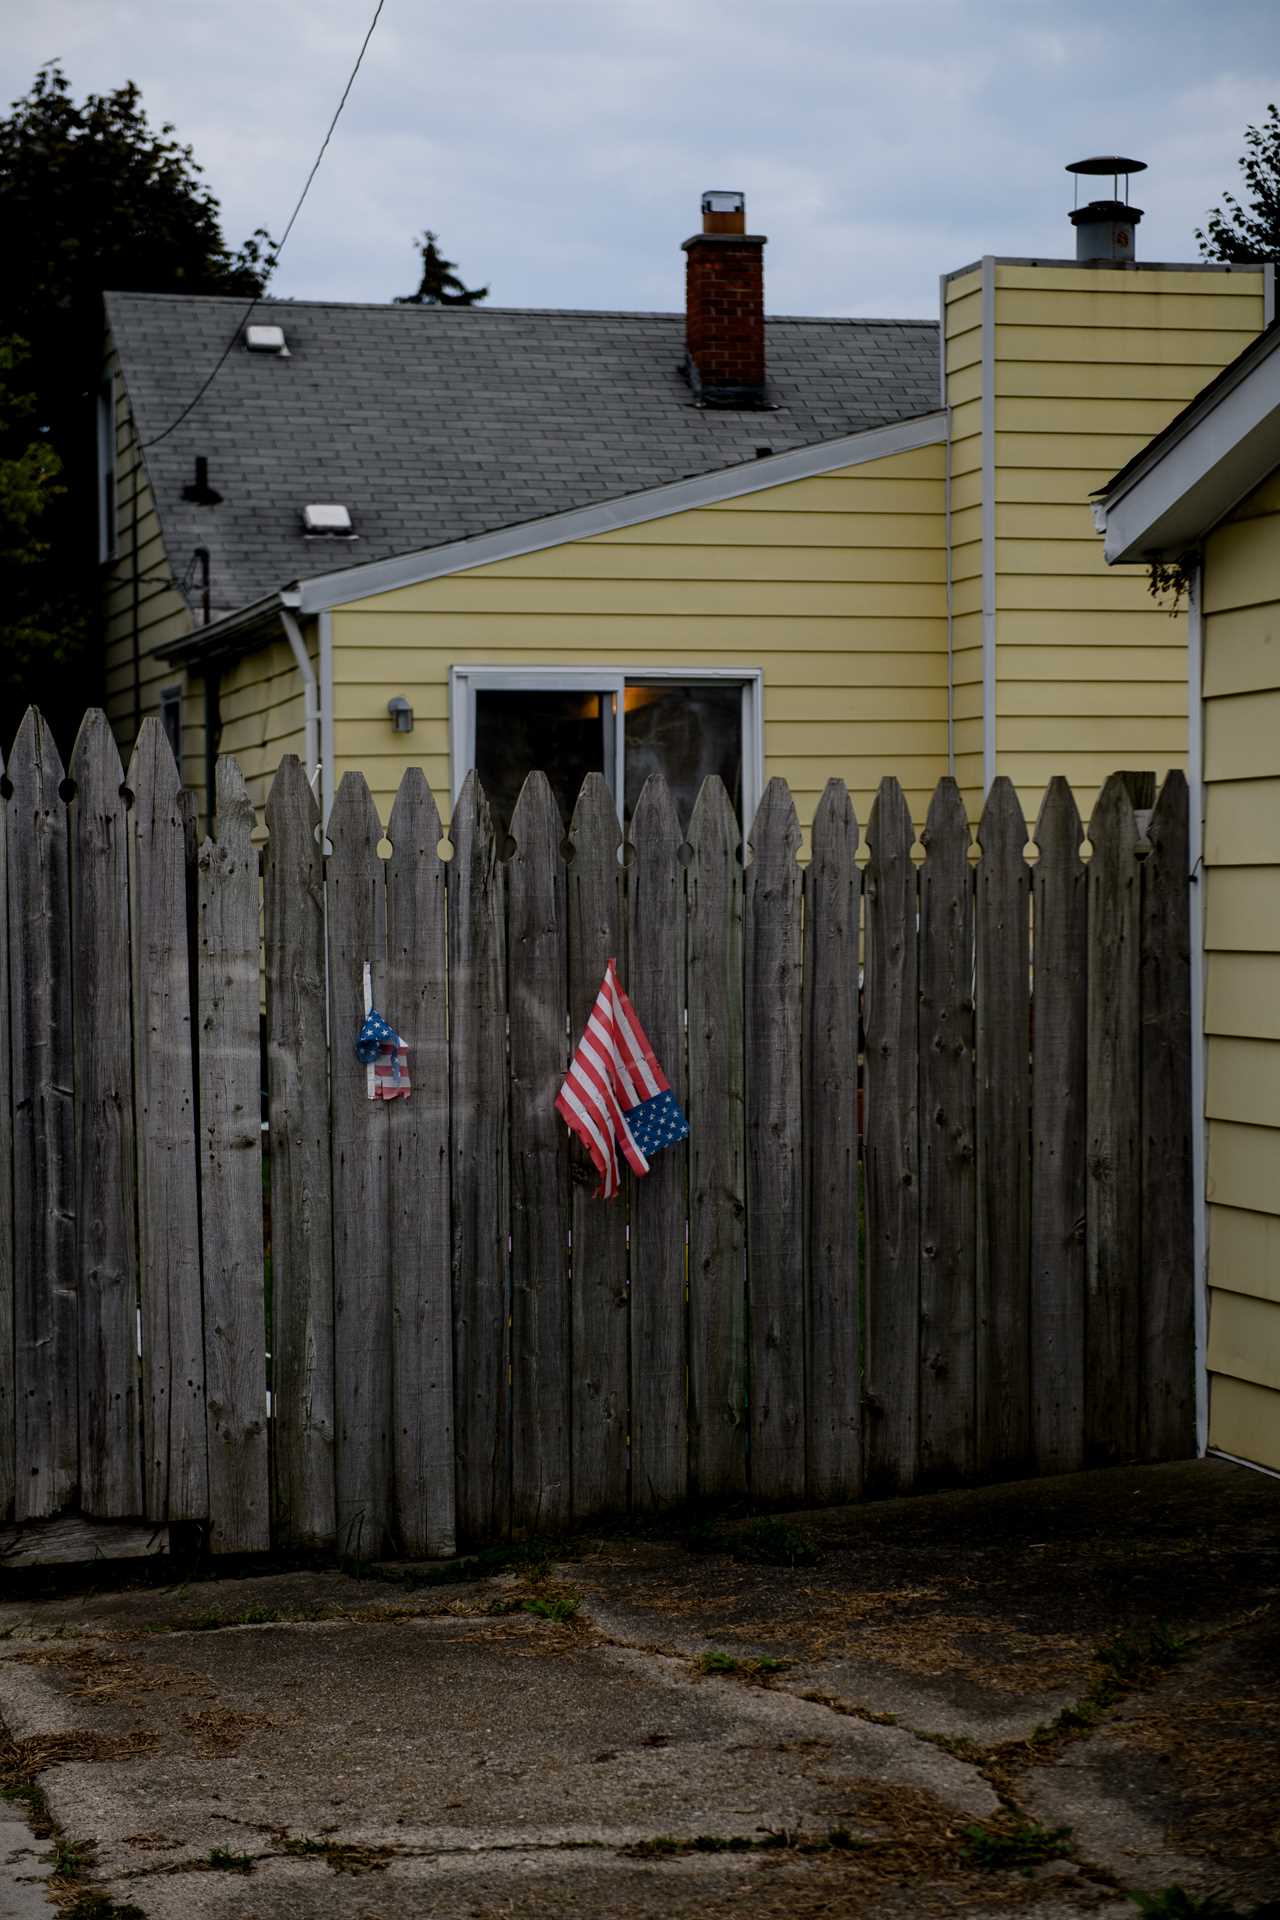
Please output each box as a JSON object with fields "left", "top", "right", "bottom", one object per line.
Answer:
{"left": 1094, "top": 321, "right": 1280, "bottom": 1478}
{"left": 98, "top": 179, "right": 1273, "bottom": 838}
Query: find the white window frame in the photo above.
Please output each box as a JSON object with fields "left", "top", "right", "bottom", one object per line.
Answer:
{"left": 97, "top": 375, "right": 118, "bottom": 563}
{"left": 448, "top": 665, "right": 764, "bottom": 827}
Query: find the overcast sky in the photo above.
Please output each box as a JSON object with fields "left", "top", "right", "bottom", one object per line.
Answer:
{"left": 6, "top": 1, "right": 1278, "bottom": 319}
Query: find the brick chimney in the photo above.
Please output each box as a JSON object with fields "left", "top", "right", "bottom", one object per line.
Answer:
{"left": 682, "top": 191, "right": 769, "bottom": 408}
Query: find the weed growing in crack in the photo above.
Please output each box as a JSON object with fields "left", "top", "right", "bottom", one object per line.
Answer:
{"left": 1029, "top": 1623, "right": 1189, "bottom": 1751}
{"left": 688, "top": 1516, "right": 823, "bottom": 1568}
{"left": 1130, "top": 1890, "right": 1275, "bottom": 1919}
{"left": 695, "top": 1650, "right": 789, "bottom": 1679}
{"left": 52, "top": 1835, "right": 94, "bottom": 1879}
{"left": 55, "top": 1894, "right": 147, "bottom": 1919}
{"left": 206, "top": 1846, "right": 256, "bottom": 1873}
{"left": 626, "top": 1826, "right": 865, "bottom": 1860}
{"left": 522, "top": 1593, "right": 581, "bottom": 1624}
{"left": 961, "top": 1819, "right": 1072, "bottom": 1873}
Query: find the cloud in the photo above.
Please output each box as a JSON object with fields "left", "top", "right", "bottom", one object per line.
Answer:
{"left": 3, "top": 0, "right": 1277, "bottom": 317}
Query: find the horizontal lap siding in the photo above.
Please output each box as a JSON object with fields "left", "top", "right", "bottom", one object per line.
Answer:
{"left": 1202, "top": 478, "right": 1280, "bottom": 1472}
{"left": 991, "top": 264, "right": 1264, "bottom": 821}
{"left": 331, "top": 447, "right": 950, "bottom": 829}
{"left": 946, "top": 273, "right": 986, "bottom": 810}
{"left": 217, "top": 639, "right": 313, "bottom": 833}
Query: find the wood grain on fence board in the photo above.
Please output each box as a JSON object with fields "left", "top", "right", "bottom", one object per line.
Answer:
{"left": 745, "top": 778, "right": 805, "bottom": 1503}
{"left": 385, "top": 769, "right": 456, "bottom": 1554}
{"left": 1030, "top": 778, "right": 1087, "bottom": 1475}
{"left": 566, "top": 775, "right": 628, "bottom": 1516}
{"left": 263, "top": 756, "right": 336, "bottom": 1549}
{"left": 628, "top": 775, "right": 689, "bottom": 1511}
{"left": 197, "top": 760, "right": 269, "bottom": 1552}
{"left": 918, "top": 777, "right": 976, "bottom": 1486}
{"left": 69, "top": 712, "right": 141, "bottom": 1516}
{"left": 974, "top": 777, "right": 1032, "bottom": 1478}
{"left": 803, "top": 781, "right": 862, "bottom": 1503}
{"left": 0, "top": 749, "right": 14, "bottom": 1520}
{"left": 1085, "top": 774, "right": 1142, "bottom": 1464}
{"left": 687, "top": 777, "right": 747, "bottom": 1498}
{"left": 128, "top": 722, "right": 207, "bottom": 1521}
{"left": 507, "top": 773, "right": 571, "bottom": 1533}
{"left": 1139, "top": 772, "right": 1194, "bottom": 1462}
{"left": 8, "top": 710, "right": 77, "bottom": 1519}
{"left": 327, "top": 772, "right": 392, "bottom": 1557}
{"left": 449, "top": 774, "right": 510, "bottom": 1543}
{"left": 863, "top": 778, "right": 920, "bottom": 1495}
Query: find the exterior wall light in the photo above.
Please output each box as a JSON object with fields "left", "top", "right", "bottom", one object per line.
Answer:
{"left": 388, "top": 696, "right": 414, "bottom": 733}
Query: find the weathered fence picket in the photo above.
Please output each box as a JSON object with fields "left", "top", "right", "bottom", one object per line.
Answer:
{"left": 198, "top": 759, "right": 269, "bottom": 1552}
{"left": 327, "top": 772, "right": 392, "bottom": 1556}
{"left": 449, "top": 772, "right": 509, "bottom": 1544}
{"left": 264, "top": 755, "right": 336, "bottom": 1549}
{"left": 1086, "top": 773, "right": 1142, "bottom": 1464}
{"left": 1139, "top": 772, "right": 1194, "bottom": 1461}
{"left": 8, "top": 710, "right": 77, "bottom": 1519}
{"left": 1030, "top": 778, "right": 1087, "bottom": 1474}
{"left": 0, "top": 711, "right": 1199, "bottom": 1559}
{"left": 687, "top": 777, "right": 747, "bottom": 1498}
{"left": 386, "top": 768, "right": 455, "bottom": 1556}
{"left": 803, "top": 780, "right": 861, "bottom": 1504}
{"left": 69, "top": 712, "right": 141, "bottom": 1517}
{"left": 918, "top": 776, "right": 976, "bottom": 1486}
{"left": 508, "top": 772, "right": 570, "bottom": 1534}
{"left": 975, "top": 776, "right": 1032, "bottom": 1478}
{"left": 128, "top": 721, "right": 207, "bottom": 1522}
{"left": 745, "top": 778, "right": 805, "bottom": 1502}
{"left": 566, "top": 775, "right": 628, "bottom": 1518}
{"left": 627, "top": 773, "right": 688, "bottom": 1512}
{"left": 863, "top": 777, "right": 920, "bottom": 1495}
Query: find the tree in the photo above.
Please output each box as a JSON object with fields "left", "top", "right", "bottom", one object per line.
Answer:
{"left": 0, "top": 64, "right": 275, "bottom": 752}
{"left": 1197, "top": 103, "right": 1280, "bottom": 263}
{"left": 396, "top": 231, "right": 488, "bottom": 306}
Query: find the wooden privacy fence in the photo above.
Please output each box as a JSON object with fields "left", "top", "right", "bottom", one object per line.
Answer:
{"left": 0, "top": 708, "right": 1194, "bottom": 1562}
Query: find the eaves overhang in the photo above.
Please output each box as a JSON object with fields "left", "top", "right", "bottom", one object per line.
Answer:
{"left": 1094, "top": 321, "right": 1280, "bottom": 565}
{"left": 158, "top": 589, "right": 293, "bottom": 667}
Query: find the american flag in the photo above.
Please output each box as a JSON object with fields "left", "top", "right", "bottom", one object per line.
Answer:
{"left": 355, "top": 1007, "right": 411, "bottom": 1102}
{"left": 556, "top": 958, "right": 689, "bottom": 1200}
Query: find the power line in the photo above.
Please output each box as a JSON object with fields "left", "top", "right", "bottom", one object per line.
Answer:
{"left": 142, "top": 0, "right": 387, "bottom": 451}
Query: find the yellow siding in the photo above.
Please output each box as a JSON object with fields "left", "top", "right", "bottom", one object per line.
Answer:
{"left": 102, "top": 346, "right": 201, "bottom": 792}
{"left": 1202, "top": 471, "right": 1280, "bottom": 1473}
{"left": 331, "top": 446, "right": 950, "bottom": 831}
{"left": 955, "top": 264, "right": 1263, "bottom": 819}
{"left": 217, "top": 637, "right": 313, "bottom": 836}
{"left": 944, "top": 271, "right": 986, "bottom": 812}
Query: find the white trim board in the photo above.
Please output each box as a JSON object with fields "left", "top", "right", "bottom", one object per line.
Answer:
{"left": 295, "top": 410, "right": 947, "bottom": 614}
{"left": 449, "top": 664, "right": 764, "bottom": 829}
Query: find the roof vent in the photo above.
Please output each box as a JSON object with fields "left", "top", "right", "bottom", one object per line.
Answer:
{"left": 1066, "top": 155, "right": 1146, "bottom": 263}
{"left": 303, "top": 503, "right": 353, "bottom": 535}
{"left": 245, "top": 322, "right": 289, "bottom": 355}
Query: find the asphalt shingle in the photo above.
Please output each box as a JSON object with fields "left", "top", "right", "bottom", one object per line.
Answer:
{"left": 106, "top": 293, "right": 940, "bottom": 621}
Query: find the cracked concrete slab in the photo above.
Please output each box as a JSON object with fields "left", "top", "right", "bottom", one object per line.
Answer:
{"left": 0, "top": 1458, "right": 1276, "bottom": 1918}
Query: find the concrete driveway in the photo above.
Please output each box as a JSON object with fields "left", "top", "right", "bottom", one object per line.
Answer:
{"left": 1, "top": 1458, "right": 1277, "bottom": 1918}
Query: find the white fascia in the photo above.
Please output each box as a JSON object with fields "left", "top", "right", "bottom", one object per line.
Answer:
{"left": 1098, "top": 347, "right": 1280, "bottom": 564}
{"left": 293, "top": 410, "right": 947, "bottom": 613}
{"left": 1186, "top": 565, "right": 1209, "bottom": 1457}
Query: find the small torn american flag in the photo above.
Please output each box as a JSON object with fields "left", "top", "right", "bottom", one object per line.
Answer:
{"left": 556, "top": 958, "right": 689, "bottom": 1199}
{"left": 355, "top": 964, "right": 411, "bottom": 1101}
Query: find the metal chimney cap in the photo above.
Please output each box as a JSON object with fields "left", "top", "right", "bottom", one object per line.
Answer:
{"left": 1066, "top": 155, "right": 1146, "bottom": 175}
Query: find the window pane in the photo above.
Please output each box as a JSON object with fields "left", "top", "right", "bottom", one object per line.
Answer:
{"left": 623, "top": 683, "right": 742, "bottom": 830}
{"left": 474, "top": 687, "right": 607, "bottom": 836}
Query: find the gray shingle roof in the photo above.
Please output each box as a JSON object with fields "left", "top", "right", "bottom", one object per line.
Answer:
{"left": 106, "top": 292, "right": 940, "bottom": 621}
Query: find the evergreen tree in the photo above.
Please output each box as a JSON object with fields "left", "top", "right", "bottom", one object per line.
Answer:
{"left": 1197, "top": 104, "right": 1280, "bottom": 263}
{"left": 0, "top": 64, "right": 275, "bottom": 751}
{"left": 396, "top": 231, "right": 488, "bottom": 306}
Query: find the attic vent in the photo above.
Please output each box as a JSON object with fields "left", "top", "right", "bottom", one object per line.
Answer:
{"left": 245, "top": 323, "right": 289, "bottom": 354}
{"left": 303, "top": 503, "right": 353, "bottom": 535}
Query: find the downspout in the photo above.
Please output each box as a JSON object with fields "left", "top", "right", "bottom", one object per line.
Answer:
{"left": 203, "top": 668, "right": 222, "bottom": 838}
{"left": 280, "top": 605, "right": 321, "bottom": 798}
{"left": 1186, "top": 563, "right": 1209, "bottom": 1458}
{"left": 318, "top": 608, "right": 335, "bottom": 839}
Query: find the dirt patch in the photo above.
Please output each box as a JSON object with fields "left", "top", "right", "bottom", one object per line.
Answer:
{"left": 180, "top": 1706, "right": 290, "bottom": 1754}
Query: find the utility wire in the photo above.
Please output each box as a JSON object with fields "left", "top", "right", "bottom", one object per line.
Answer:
{"left": 142, "top": 0, "right": 387, "bottom": 450}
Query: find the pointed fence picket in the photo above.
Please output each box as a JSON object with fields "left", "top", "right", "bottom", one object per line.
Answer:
{"left": 0, "top": 708, "right": 1199, "bottom": 1562}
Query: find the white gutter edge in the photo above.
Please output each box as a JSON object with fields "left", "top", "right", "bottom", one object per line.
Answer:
{"left": 295, "top": 410, "right": 949, "bottom": 614}
{"left": 1187, "top": 565, "right": 1209, "bottom": 1458}
{"left": 1264, "top": 261, "right": 1275, "bottom": 327}
{"left": 980, "top": 256, "right": 997, "bottom": 793}
{"left": 280, "top": 606, "right": 321, "bottom": 799}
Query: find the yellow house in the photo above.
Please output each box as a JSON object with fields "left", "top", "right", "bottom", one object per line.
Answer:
{"left": 99, "top": 177, "right": 1273, "bottom": 839}
{"left": 1095, "top": 320, "right": 1280, "bottom": 1478}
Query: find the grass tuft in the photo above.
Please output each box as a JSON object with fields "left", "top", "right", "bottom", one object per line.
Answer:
{"left": 522, "top": 1593, "right": 581, "bottom": 1624}
{"left": 961, "top": 1819, "right": 1072, "bottom": 1873}
{"left": 206, "top": 1846, "right": 256, "bottom": 1873}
